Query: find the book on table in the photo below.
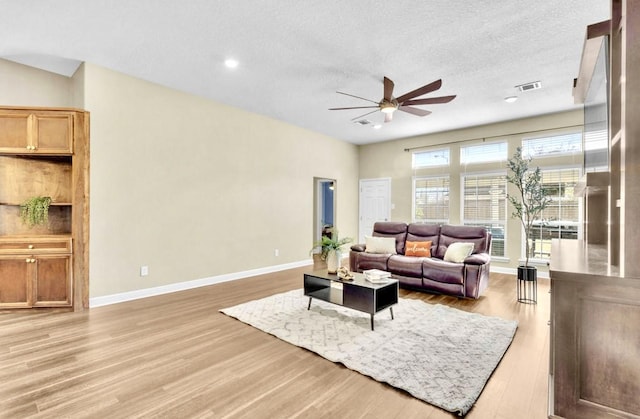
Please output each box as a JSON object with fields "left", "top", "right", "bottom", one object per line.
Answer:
{"left": 363, "top": 269, "right": 392, "bottom": 283}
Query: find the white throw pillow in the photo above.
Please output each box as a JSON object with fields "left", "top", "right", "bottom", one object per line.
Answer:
{"left": 443, "top": 242, "right": 475, "bottom": 263}
{"left": 364, "top": 236, "right": 397, "bottom": 254}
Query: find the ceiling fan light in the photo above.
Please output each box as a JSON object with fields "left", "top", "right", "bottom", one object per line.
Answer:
{"left": 380, "top": 103, "right": 396, "bottom": 114}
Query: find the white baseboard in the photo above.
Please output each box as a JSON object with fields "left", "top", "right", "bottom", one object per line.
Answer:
{"left": 89, "top": 259, "right": 313, "bottom": 308}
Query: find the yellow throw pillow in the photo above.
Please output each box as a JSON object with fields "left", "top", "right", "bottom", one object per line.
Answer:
{"left": 405, "top": 240, "right": 432, "bottom": 257}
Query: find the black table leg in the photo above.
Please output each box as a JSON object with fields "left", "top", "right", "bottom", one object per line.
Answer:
{"left": 307, "top": 297, "right": 312, "bottom": 310}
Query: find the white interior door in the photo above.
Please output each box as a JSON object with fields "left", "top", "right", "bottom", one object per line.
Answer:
{"left": 359, "top": 178, "right": 391, "bottom": 243}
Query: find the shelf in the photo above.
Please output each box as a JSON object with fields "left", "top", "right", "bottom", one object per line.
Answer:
{"left": 0, "top": 202, "right": 72, "bottom": 206}
{"left": 0, "top": 205, "right": 71, "bottom": 236}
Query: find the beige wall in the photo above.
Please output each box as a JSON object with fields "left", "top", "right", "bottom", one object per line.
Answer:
{"left": 0, "top": 60, "right": 359, "bottom": 299}
{"left": 0, "top": 56, "right": 588, "bottom": 290}
{"left": 0, "top": 59, "right": 73, "bottom": 106}
{"left": 359, "top": 111, "right": 585, "bottom": 271}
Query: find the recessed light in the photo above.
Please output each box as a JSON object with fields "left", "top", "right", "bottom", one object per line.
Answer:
{"left": 372, "top": 124, "right": 382, "bottom": 129}
{"left": 504, "top": 96, "right": 518, "bottom": 103}
{"left": 224, "top": 58, "right": 239, "bottom": 69}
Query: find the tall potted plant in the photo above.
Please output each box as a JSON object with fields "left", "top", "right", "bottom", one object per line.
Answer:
{"left": 506, "top": 147, "right": 550, "bottom": 283}
{"left": 310, "top": 229, "right": 353, "bottom": 273}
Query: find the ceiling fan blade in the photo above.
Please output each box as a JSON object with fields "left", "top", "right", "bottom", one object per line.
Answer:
{"left": 383, "top": 77, "right": 394, "bottom": 101}
{"left": 402, "top": 95, "right": 457, "bottom": 106}
{"left": 395, "top": 79, "right": 443, "bottom": 103}
{"left": 350, "top": 109, "right": 380, "bottom": 121}
{"left": 336, "top": 91, "right": 379, "bottom": 104}
{"left": 329, "top": 106, "right": 379, "bottom": 110}
{"left": 398, "top": 106, "right": 432, "bottom": 117}
{"left": 384, "top": 112, "right": 393, "bottom": 123}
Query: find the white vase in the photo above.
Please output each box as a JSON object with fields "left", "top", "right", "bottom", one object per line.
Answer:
{"left": 326, "top": 249, "right": 340, "bottom": 273}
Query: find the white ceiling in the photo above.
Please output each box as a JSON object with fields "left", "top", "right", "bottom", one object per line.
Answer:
{"left": 0, "top": 1, "right": 609, "bottom": 145}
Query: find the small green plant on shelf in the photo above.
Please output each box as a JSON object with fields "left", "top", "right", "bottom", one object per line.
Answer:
{"left": 20, "top": 196, "right": 52, "bottom": 228}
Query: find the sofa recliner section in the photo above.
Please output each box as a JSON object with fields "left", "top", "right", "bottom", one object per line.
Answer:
{"left": 349, "top": 222, "right": 492, "bottom": 299}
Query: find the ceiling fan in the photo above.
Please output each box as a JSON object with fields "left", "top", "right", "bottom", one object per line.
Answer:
{"left": 329, "top": 77, "right": 456, "bottom": 123}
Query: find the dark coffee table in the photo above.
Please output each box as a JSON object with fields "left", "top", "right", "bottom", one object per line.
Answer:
{"left": 303, "top": 269, "right": 398, "bottom": 330}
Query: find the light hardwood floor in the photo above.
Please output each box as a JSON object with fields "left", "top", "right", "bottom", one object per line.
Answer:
{"left": 0, "top": 266, "right": 550, "bottom": 418}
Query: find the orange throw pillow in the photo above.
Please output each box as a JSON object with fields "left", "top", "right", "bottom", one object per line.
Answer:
{"left": 405, "top": 240, "right": 432, "bottom": 257}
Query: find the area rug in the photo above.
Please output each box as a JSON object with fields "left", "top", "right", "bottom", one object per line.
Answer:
{"left": 220, "top": 289, "right": 517, "bottom": 416}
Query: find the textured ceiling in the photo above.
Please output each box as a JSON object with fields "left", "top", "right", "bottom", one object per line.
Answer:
{"left": 0, "top": 1, "right": 609, "bottom": 145}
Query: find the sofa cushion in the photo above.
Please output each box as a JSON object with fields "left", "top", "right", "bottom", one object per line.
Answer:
{"left": 443, "top": 242, "right": 474, "bottom": 262}
{"left": 406, "top": 223, "right": 440, "bottom": 252}
{"left": 371, "top": 221, "right": 408, "bottom": 255}
{"left": 405, "top": 240, "right": 432, "bottom": 257}
{"left": 435, "top": 225, "right": 490, "bottom": 259}
{"left": 352, "top": 253, "right": 391, "bottom": 272}
{"left": 365, "top": 236, "right": 397, "bottom": 254}
{"left": 422, "top": 258, "right": 465, "bottom": 285}
{"left": 388, "top": 255, "right": 423, "bottom": 277}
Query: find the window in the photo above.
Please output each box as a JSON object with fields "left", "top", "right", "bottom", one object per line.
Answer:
{"left": 584, "top": 127, "right": 608, "bottom": 172}
{"left": 412, "top": 148, "right": 450, "bottom": 168}
{"left": 528, "top": 167, "right": 581, "bottom": 259}
{"left": 462, "top": 173, "right": 507, "bottom": 257}
{"left": 413, "top": 176, "right": 449, "bottom": 224}
{"left": 460, "top": 142, "right": 507, "bottom": 165}
{"left": 522, "top": 132, "right": 582, "bottom": 158}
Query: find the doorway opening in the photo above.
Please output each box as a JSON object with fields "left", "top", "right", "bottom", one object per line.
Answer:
{"left": 313, "top": 177, "right": 336, "bottom": 249}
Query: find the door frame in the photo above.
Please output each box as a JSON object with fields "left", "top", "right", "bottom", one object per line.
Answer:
{"left": 313, "top": 177, "right": 336, "bottom": 248}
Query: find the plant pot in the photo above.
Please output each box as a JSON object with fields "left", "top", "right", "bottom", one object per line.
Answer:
{"left": 326, "top": 249, "right": 340, "bottom": 274}
{"left": 517, "top": 265, "right": 537, "bottom": 281}
{"left": 517, "top": 265, "right": 537, "bottom": 304}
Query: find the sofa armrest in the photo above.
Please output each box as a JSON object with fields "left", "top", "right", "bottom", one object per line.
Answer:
{"left": 351, "top": 244, "right": 366, "bottom": 252}
{"left": 464, "top": 253, "right": 491, "bottom": 265}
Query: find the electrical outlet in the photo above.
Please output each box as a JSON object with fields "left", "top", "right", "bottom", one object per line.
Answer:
{"left": 140, "top": 265, "right": 149, "bottom": 276}
{"left": 274, "top": 249, "right": 279, "bottom": 257}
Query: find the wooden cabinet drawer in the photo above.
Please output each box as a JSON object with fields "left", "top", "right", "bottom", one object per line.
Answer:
{"left": 0, "top": 237, "right": 72, "bottom": 254}
{"left": 0, "top": 110, "right": 74, "bottom": 154}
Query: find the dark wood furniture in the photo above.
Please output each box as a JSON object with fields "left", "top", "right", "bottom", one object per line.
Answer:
{"left": 303, "top": 269, "right": 398, "bottom": 330}
{"left": 548, "top": 2, "right": 640, "bottom": 417}
{"left": 549, "top": 240, "right": 640, "bottom": 418}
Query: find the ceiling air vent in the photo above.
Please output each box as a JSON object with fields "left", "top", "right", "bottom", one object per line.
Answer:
{"left": 354, "top": 119, "right": 371, "bottom": 125}
{"left": 515, "top": 81, "right": 542, "bottom": 92}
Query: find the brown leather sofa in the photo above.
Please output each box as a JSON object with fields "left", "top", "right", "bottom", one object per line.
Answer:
{"left": 349, "top": 222, "right": 492, "bottom": 299}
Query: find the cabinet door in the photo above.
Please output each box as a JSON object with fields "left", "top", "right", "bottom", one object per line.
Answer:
{"left": 0, "top": 110, "right": 73, "bottom": 154}
{"left": 0, "top": 256, "right": 32, "bottom": 308}
{"left": 32, "top": 112, "right": 74, "bottom": 154}
{"left": 0, "top": 111, "right": 31, "bottom": 153}
{"left": 33, "top": 255, "right": 72, "bottom": 307}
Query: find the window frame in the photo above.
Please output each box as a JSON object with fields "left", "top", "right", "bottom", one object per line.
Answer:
{"left": 522, "top": 165, "right": 583, "bottom": 263}
{"left": 412, "top": 175, "right": 450, "bottom": 224}
{"left": 460, "top": 141, "right": 508, "bottom": 165}
{"left": 460, "top": 170, "right": 507, "bottom": 258}
{"left": 412, "top": 148, "right": 451, "bottom": 169}
{"left": 521, "top": 131, "right": 583, "bottom": 159}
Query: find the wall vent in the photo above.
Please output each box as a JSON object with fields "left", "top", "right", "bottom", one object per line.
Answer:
{"left": 516, "top": 81, "right": 542, "bottom": 92}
